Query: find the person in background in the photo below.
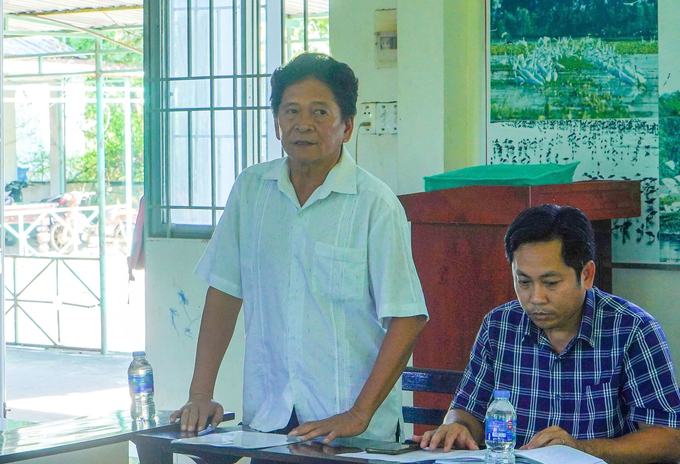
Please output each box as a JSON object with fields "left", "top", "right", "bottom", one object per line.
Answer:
{"left": 417, "top": 204, "right": 680, "bottom": 464}
{"left": 171, "top": 52, "right": 428, "bottom": 445}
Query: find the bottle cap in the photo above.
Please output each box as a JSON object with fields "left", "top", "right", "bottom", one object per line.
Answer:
{"left": 493, "top": 390, "right": 510, "bottom": 399}
{"left": 132, "top": 351, "right": 146, "bottom": 357}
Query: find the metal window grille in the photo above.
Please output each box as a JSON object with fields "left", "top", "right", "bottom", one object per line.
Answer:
{"left": 145, "top": 0, "right": 282, "bottom": 238}
{"left": 145, "top": 0, "right": 329, "bottom": 238}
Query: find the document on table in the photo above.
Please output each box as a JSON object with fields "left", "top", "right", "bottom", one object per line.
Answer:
{"left": 172, "top": 430, "right": 302, "bottom": 449}
{"left": 339, "top": 445, "right": 604, "bottom": 463}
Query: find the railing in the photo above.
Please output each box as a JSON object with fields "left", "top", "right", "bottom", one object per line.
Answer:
{"left": 4, "top": 204, "right": 131, "bottom": 257}
{"left": 3, "top": 204, "right": 136, "bottom": 352}
{"left": 4, "top": 255, "right": 102, "bottom": 351}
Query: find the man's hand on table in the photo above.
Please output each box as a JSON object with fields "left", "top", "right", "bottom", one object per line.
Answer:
{"left": 519, "top": 425, "right": 578, "bottom": 451}
{"left": 413, "top": 422, "right": 480, "bottom": 452}
{"left": 288, "top": 406, "right": 371, "bottom": 444}
{"left": 170, "top": 394, "right": 225, "bottom": 432}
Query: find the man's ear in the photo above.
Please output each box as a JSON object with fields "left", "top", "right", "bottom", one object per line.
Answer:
{"left": 274, "top": 117, "right": 281, "bottom": 141}
{"left": 581, "top": 260, "right": 596, "bottom": 290}
{"left": 343, "top": 116, "right": 354, "bottom": 143}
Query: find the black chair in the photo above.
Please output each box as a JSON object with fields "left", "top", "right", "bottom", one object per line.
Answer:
{"left": 402, "top": 366, "right": 464, "bottom": 426}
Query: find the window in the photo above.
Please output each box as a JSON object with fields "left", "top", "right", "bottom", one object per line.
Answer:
{"left": 283, "top": 0, "right": 330, "bottom": 61}
{"left": 146, "top": 0, "right": 330, "bottom": 238}
{"left": 145, "top": 0, "right": 282, "bottom": 237}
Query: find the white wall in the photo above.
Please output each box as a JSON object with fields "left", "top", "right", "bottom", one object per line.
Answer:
{"left": 331, "top": 0, "right": 485, "bottom": 195}
{"left": 145, "top": 239, "right": 244, "bottom": 422}
{"left": 613, "top": 268, "right": 680, "bottom": 369}
{"left": 330, "top": 0, "right": 400, "bottom": 191}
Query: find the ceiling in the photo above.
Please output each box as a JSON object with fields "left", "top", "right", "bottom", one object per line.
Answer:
{"left": 2, "top": 0, "right": 328, "bottom": 37}
{"left": 4, "top": 0, "right": 142, "bottom": 34}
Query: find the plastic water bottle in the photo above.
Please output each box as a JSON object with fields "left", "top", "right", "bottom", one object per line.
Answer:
{"left": 485, "top": 390, "right": 516, "bottom": 464}
{"left": 128, "top": 351, "right": 156, "bottom": 421}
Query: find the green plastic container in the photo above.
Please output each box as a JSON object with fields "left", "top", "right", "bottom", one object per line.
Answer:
{"left": 423, "top": 162, "right": 580, "bottom": 192}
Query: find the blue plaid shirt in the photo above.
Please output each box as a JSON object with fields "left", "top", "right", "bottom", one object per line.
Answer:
{"left": 451, "top": 287, "right": 680, "bottom": 446}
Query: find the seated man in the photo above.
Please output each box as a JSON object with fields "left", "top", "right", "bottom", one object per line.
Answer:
{"left": 417, "top": 204, "right": 680, "bottom": 464}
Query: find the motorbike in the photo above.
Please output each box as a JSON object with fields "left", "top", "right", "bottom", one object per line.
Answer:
{"left": 48, "top": 191, "right": 131, "bottom": 254}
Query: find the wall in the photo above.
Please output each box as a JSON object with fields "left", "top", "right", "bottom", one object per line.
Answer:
{"left": 331, "top": 0, "right": 486, "bottom": 195}
{"left": 145, "top": 239, "right": 245, "bottom": 421}
{"left": 330, "top": 0, "right": 400, "bottom": 191}
{"left": 613, "top": 268, "right": 680, "bottom": 368}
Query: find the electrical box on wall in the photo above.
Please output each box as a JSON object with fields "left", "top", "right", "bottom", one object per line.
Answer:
{"left": 377, "top": 31, "right": 397, "bottom": 62}
{"left": 374, "top": 9, "right": 397, "bottom": 67}
{"left": 360, "top": 102, "right": 377, "bottom": 134}
{"left": 359, "top": 102, "right": 397, "bottom": 135}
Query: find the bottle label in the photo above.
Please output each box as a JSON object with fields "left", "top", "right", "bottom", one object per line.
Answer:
{"left": 129, "top": 372, "right": 154, "bottom": 394}
{"left": 485, "top": 418, "right": 515, "bottom": 442}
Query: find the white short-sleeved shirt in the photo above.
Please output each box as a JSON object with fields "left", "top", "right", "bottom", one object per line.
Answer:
{"left": 195, "top": 147, "right": 428, "bottom": 441}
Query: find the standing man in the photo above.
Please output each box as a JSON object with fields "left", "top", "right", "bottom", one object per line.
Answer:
{"left": 171, "top": 53, "right": 428, "bottom": 443}
{"left": 417, "top": 205, "right": 680, "bottom": 464}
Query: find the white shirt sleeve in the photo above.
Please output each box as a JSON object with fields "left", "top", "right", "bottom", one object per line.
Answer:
{"left": 368, "top": 199, "right": 428, "bottom": 321}
{"left": 194, "top": 178, "right": 244, "bottom": 299}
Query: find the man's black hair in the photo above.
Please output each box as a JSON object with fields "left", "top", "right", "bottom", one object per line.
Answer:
{"left": 270, "top": 52, "right": 358, "bottom": 122}
{"left": 504, "top": 204, "right": 595, "bottom": 278}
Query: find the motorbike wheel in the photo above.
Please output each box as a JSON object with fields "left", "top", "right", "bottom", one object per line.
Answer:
{"left": 113, "top": 224, "right": 128, "bottom": 254}
{"left": 49, "top": 223, "right": 76, "bottom": 254}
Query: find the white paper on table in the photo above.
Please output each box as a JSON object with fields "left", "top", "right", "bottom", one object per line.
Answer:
{"left": 339, "top": 445, "right": 605, "bottom": 464}
{"left": 338, "top": 449, "right": 487, "bottom": 463}
{"left": 172, "top": 430, "right": 302, "bottom": 449}
{"left": 514, "top": 445, "right": 605, "bottom": 464}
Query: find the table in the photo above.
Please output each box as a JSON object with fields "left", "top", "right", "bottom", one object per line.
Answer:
{"left": 0, "top": 410, "right": 234, "bottom": 463}
{"left": 134, "top": 425, "right": 430, "bottom": 464}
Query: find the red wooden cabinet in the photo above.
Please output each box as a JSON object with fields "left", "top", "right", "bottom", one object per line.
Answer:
{"left": 398, "top": 181, "right": 641, "bottom": 428}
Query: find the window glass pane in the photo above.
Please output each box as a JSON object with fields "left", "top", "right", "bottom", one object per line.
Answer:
{"left": 191, "top": 0, "right": 211, "bottom": 77}
{"left": 191, "top": 111, "right": 213, "bottom": 207}
{"left": 307, "top": 0, "right": 329, "bottom": 55}
{"left": 214, "top": 0, "right": 234, "bottom": 76}
{"left": 215, "top": 110, "right": 236, "bottom": 206}
{"left": 171, "top": 208, "right": 213, "bottom": 226}
{"left": 259, "top": 76, "right": 269, "bottom": 107}
{"left": 169, "top": 0, "right": 189, "bottom": 78}
{"left": 169, "top": 111, "right": 189, "bottom": 206}
{"left": 283, "top": 0, "right": 329, "bottom": 61}
{"left": 214, "top": 78, "right": 234, "bottom": 107}
{"left": 169, "top": 79, "right": 210, "bottom": 109}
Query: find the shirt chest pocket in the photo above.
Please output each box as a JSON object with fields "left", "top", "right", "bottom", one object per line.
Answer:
{"left": 582, "top": 381, "right": 621, "bottom": 437}
{"left": 313, "top": 242, "right": 367, "bottom": 302}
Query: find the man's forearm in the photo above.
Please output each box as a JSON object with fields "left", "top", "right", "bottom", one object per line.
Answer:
{"left": 189, "top": 286, "right": 243, "bottom": 398}
{"left": 352, "top": 316, "right": 427, "bottom": 419}
{"left": 578, "top": 425, "right": 680, "bottom": 464}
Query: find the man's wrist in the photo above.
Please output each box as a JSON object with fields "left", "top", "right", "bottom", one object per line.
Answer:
{"left": 188, "top": 391, "right": 213, "bottom": 401}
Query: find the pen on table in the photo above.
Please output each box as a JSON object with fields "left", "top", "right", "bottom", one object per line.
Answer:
{"left": 197, "top": 424, "right": 216, "bottom": 436}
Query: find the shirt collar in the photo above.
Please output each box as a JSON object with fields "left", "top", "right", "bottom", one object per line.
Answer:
{"left": 263, "top": 146, "right": 358, "bottom": 208}
{"left": 521, "top": 288, "right": 597, "bottom": 349}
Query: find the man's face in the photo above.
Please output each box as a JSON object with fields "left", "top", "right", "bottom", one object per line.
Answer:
{"left": 274, "top": 77, "right": 354, "bottom": 167}
{"left": 512, "top": 239, "right": 594, "bottom": 334}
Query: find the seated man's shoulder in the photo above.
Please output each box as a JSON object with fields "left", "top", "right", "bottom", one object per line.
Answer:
{"left": 593, "top": 287, "right": 661, "bottom": 330}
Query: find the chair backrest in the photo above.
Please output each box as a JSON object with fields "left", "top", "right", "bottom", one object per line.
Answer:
{"left": 402, "top": 366, "right": 464, "bottom": 426}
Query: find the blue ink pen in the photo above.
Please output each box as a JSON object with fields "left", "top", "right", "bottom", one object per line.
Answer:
{"left": 197, "top": 424, "right": 216, "bottom": 436}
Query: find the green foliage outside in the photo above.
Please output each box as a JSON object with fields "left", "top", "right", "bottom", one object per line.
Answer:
{"left": 68, "top": 100, "right": 144, "bottom": 183}
{"left": 490, "top": 0, "right": 658, "bottom": 41}
{"left": 39, "top": 31, "right": 145, "bottom": 184}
